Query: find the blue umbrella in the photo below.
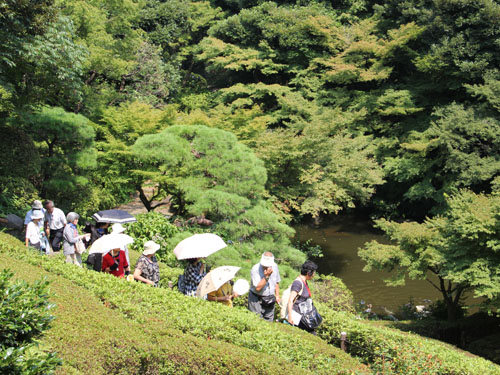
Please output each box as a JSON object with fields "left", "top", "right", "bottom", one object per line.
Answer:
{"left": 92, "top": 209, "right": 136, "bottom": 224}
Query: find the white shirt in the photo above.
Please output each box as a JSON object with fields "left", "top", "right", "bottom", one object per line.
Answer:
{"left": 24, "top": 208, "right": 46, "bottom": 226}
{"left": 45, "top": 207, "right": 67, "bottom": 230}
{"left": 250, "top": 262, "right": 281, "bottom": 296}
{"left": 26, "top": 222, "right": 41, "bottom": 244}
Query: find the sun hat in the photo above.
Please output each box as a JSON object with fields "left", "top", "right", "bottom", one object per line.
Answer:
{"left": 111, "top": 223, "right": 126, "bottom": 234}
{"left": 143, "top": 240, "right": 160, "bottom": 256}
{"left": 31, "top": 210, "right": 44, "bottom": 220}
{"left": 32, "top": 200, "right": 43, "bottom": 209}
{"left": 66, "top": 212, "right": 79, "bottom": 222}
{"left": 260, "top": 253, "right": 275, "bottom": 268}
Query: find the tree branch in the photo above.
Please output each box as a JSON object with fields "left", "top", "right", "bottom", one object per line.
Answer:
{"left": 425, "top": 278, "right": 442, "bottom": 293}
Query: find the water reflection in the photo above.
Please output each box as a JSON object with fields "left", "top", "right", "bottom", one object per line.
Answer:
{"left": 294, "top": 220, "right": 444, "bottom": 314}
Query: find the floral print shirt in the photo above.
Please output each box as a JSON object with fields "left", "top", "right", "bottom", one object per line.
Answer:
{"left": 135, "top": 255, "right": 160, "bottom": 287}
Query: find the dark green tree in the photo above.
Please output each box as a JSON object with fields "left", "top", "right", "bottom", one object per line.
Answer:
{"left": 21, "top": 106, "right": 97, "bottom": 208}
{"left": 132, "top": 125, "right": 306, "bottom": 273}
{"left": 359, "top": 189, "right": 500, "bottom": 320}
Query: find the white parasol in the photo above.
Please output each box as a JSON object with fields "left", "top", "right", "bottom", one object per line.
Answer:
{"left": 89, "top": 233, "right": 134, "bottom": 255}
{"left": 233, "top": 279, "right": 250, "bottom": 296}
{"left": 196, "top": 266, "right": 240, "bottom": 298}
{"left": 173, "top": 233, "right": 227, "bottom": 260}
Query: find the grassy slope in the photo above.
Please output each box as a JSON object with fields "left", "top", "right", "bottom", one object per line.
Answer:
{"left": 0, "top": 252, "right": 314, "bottom": 375}
{"left": 0, "top": 233, "right": 368, "bottom": 375}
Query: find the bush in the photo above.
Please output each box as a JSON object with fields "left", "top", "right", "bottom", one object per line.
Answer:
{"left": 316, "top": 309, "right": 500, "bottom": 375}
{"left": 127, "top": 212, "right": 181, "bottom": 267}
{"left": 0, "top": 269, "right": 60, "bottom": 375}
{"left": 311, "top": 275, "right": 355, "bottom": 314}
{"left": 0, "top": 232, "right": 368, "bottom": 375}
{"left": 0, "top": 177, "right": 40, "bottom": 218}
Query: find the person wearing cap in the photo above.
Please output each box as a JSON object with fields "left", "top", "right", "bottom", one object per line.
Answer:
{"left": 248, "top": 252, "right": 281, "bottom": 321}
{"left": 25, "top": 209, "right": 44, "bottom": 250}
{"left": 111, "top": 223, "right": 130, "bottom": 266}
{"left": 102, "top": 246, "right": 130, "bottom": 278}
{"left": 44, "top": 200, "right": 67, "bottom": 252}
{"left": 24, "top": 200, "right": 46, "bottom": 231}
{"left": 133, "top": 240, "right": 160, "bottom": 286}
{"left": 63, "top": 212, "right": 87, "bottom": 266}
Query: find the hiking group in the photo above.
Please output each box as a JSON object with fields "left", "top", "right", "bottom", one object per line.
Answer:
{"left": 24, "top": 199, "right": 322, "bottom": 333}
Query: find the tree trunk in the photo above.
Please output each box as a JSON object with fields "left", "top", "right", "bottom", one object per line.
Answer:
{"left": 438, "top": 277, "right": 463, "bottom": 321}
{"left": 137, "top": 186, "right": 153, "bottom": 212}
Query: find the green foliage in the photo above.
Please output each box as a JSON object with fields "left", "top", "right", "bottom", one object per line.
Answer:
{"left": 19, "top": 106, "right": 96, "bottom": 209}
{"left": 132, "top": 125, "right": 305, "bottom": 274}
{"left": 359, "top": 189, "right": 500, "bottom": 320}
{"left": 317, "top": 309, "right": 500, "bottom": 375}
{"left": 0, "top": 177, "right": 40, "bottom": 218}
{"left": 256, "top": 111, "right": 384, "bottom": 220}
{"left": 0, "top": 123, "right": 40, "bottom": 179}
{"left": 0, "top": 269, "right": 60, "bottom": 375}
{"left": 311, "top": 274, "right": 355, "bottom": 314}
{"left": 384, "top": 103, "right": 500, "bottom": 212}
{"left": 127, "top": 212, "right": 180, "bottom": 267}
{"left": 0, "top": 232, "right": 368, "bottom": 375}
{"left": 1, "top": 11, "right": 87, "bottom": 111}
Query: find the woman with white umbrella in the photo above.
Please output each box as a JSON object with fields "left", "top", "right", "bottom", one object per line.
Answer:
{"left": 202, "top": 267, "right": 249, "bottom": 308}
{"left": 98, "top": 235, "right": 132, "bottom": 278}
{"left": 174, "top": 233, "right": 227, "bottom": 296}
{"left": 183, "top": 258, "right": 207, "bottom": 296}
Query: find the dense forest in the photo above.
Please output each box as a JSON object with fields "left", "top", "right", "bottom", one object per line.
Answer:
{"left": 1, "top": 0, "right": 500, "bottom": 320}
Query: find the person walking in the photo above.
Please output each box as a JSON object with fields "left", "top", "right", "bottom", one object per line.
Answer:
{"left": 287, "top": 260, "right": 320, "bottom": 334}
{"left": 111, "top": 223, "right": 130, "bottom": 266}
{"left": 63, "top": 212, "right": 87, "bottom": 266}
{"left": 133, "top": 240, "right": 160, "bottom": 286}
{"left": 248, "top": 252, "right": 281, "bottom": 321}
{"left": 102, "top": 247, "right": 130, "bottom": 278}
{"left": 183, "top": 258, "right": 206, "bottom": 296}
{"left": 24, "top": 200, "right": 45, "bottom": 231}
{"left": 44, "top": 200, "right": 66, "bottom": 252}
{"left": 25, "top": 210, "right": 44, "bottom": 250}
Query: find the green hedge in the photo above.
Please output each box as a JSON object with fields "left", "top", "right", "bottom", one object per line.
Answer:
{"left": 0, "top": 269, "right": 60, "bottom": 375}
{"left": 0, "top": 252, "right": 314, "bottom": 375}
{"left": 316, "top": 309, "right": 500, "bottom": 375}
{"left": 0, "top": 233, "right": 368, "bottom": 375}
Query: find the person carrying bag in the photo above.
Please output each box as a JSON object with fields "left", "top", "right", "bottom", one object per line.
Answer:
{"left": 286, "top": 260, "right": 322, "bottom": 334}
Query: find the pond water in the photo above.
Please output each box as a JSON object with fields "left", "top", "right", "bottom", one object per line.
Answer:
{"left": 294, "top": 219, "right": 444, "bottom": 315}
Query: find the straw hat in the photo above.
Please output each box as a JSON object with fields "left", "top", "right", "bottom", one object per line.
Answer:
{"left": 32, "top": 200, "right": 43, "bottom": 209}
{"left": 143, "top": 240, "right": 160, "bottom": 256}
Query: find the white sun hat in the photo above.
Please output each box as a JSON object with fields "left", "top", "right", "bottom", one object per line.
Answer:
{"left": 260, "top": 253, "right": 275, "bottom": 268}
{"left": 31, "top": 210, "right": 44, "bottom": 220}
{"left": 111, "top": 223, "right": 126, "bottom": 234}
{"left": 143, "top": 240, "right": 160, "bottom": 256}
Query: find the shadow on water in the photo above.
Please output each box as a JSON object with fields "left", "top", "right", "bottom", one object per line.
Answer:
{"left": 293, "top": 217, "right": 445, "bottom": 314}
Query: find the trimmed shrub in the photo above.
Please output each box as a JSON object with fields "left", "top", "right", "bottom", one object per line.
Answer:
{"left": 0, "top": 269, "right": 60, "bottom": 375}
{"left": 316, "top": 309, "right": 500, "bottom": 375}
